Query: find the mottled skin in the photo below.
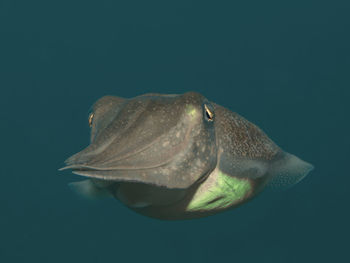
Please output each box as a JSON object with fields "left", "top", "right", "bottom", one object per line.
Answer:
{"left": 60, "top": 92, "right": 313, "bottom": 220}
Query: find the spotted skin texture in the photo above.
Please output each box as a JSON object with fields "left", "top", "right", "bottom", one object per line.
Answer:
{"left": 214, "top": 104, "right": 280, "bottom": 160}
{"left": 61, "top": 92, "right": 314, "bottom": 220}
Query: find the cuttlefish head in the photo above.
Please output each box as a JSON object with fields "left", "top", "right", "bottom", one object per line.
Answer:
{"left": 61, "top": 92, "right": 218, "bottom": 189}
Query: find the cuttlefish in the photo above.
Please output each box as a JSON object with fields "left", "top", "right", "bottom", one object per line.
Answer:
{"left": 60, "top": 92, "right": 313, "bottom": 220}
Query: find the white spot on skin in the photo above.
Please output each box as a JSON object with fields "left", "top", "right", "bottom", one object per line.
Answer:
{"left": 196, "top": 159, "right": 203, "bottom": 167}
{"left": 162, "top": 168, "right": 170, "bottom": 175}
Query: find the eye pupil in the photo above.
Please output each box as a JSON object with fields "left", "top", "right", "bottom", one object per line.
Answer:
{"left": 206, "top": 110, "right": 212, "bottom": 120}
{"left": 88, "top": 113, "right": 94, "bottom": 127}
{"left": 204, "top": 104, "right": 214, "bottom": 121}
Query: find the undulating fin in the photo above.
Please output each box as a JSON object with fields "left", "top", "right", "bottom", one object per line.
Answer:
{"left": 69, "top": 179, "right": 112, "bottom": 199}
{"left": 267, "top": 152, "right": 314, "bottom": 189}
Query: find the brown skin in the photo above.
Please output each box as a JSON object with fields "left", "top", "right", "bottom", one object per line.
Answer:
{"left": 61, "top": 92, "right": 310, "bottom": 220}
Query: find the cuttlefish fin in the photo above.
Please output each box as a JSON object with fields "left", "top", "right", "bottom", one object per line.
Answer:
{"left": 69, "top": 180, "right": 113, "bottom": 199}
{"left": 267, "top": 152, "right": 314, "bottom": 190}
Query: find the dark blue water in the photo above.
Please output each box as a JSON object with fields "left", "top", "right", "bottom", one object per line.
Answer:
{"left": 1, "top": 1, "right": 349, "bottom": 262}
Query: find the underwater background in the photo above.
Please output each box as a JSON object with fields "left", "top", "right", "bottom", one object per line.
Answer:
{"left": 1, "top": 0, "right": 349, "bottom": 262}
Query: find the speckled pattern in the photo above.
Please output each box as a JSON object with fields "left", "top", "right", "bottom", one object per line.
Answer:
{"left": 214, "top": 104, "right": 280, "bottom": 160}
{"left": 60, "top": 92, "right": 312, "bottom": 220}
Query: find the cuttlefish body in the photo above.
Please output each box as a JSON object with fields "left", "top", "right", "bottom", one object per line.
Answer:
{"left": 60, "top": 92, "right": 313, "bottom": 220}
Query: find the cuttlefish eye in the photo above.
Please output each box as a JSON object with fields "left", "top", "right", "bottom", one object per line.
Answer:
{"left": 88, "top": 112, "right": 94, "bottom": 127}
{"left": 204, "top": 104, "right": 214, "bottom": 121}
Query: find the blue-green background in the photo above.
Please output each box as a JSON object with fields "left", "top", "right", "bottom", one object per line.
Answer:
{"left": 1, "top": 1, "right": 349, "bottom": 262}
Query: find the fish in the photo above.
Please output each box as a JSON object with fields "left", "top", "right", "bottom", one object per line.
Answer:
{"left": 60, "top": 92, "right": 313, "bottom": 220}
